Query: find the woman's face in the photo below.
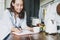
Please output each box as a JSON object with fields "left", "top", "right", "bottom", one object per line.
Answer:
{"left": 12, "top": 0, "right": 23, "bottom": 13}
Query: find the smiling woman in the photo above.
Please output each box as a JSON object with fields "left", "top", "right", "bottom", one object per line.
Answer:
{"left": 1, "top": 0, "right": 33, "bottom": 40}
{"left": 10, "top": 0, "right": 24, "bottom": 14}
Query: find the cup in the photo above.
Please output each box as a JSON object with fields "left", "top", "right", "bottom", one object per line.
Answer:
{"left": 32, "top": 18, "right": 41, "bottom": 26}
{"left": 33, "top": 27, "right": 40, "bottom": 33}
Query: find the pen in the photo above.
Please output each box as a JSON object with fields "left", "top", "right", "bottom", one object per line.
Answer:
{"left": 15, "top": 26, "right": 20, "bottom": 30}
{"left": 19, "top": 26, "right": 22, "bottom": 30}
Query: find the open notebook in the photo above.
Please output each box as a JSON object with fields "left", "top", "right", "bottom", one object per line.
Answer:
{"left": 12, "top": 30, "right": 37, "bottom": 35}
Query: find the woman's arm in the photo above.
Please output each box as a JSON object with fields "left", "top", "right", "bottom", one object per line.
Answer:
{"left": 21, "top": 12, "right": 33, "bottom": 31}
{"left": 11, "top": 27, "right": 21, "bottom": 32}
{"left": 3, "top": 10, "right": 21, "bottom": 32}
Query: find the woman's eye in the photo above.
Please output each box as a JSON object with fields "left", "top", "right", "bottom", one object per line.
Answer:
{"left": 15, "top": 3, "right": 23, "bottom": 7}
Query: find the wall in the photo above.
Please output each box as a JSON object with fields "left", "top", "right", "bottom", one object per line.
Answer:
{"left": 0, "top": 0, "right": 11, "bottom": 19}
{"left": 5, "top": 0, "right": 11, "bottom": 8}
{"left": 0, "top": 0, "right": 4, "bottom": 19}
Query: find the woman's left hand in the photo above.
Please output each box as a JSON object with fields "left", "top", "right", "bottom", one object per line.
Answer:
{"left": 26, "top": 27, "right": 33, "bottom": 32}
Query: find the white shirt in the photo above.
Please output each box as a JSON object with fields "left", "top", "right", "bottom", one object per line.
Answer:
{"left": 0, "top": 9, "right": 27, "bottom": 40}
{"left": 3, "top": 9, "right": 27, "bottom": 29}
{"left": 44, "top": 3, "right": 58, "bottom": 33}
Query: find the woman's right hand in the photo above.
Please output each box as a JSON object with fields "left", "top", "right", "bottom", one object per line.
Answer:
{"left": 11, "top": 27, "right": 21, "bottom": 32}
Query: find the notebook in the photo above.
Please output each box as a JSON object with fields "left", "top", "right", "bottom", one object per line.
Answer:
{"left": 12, "top": 30, "right": 36, "bottom": 35}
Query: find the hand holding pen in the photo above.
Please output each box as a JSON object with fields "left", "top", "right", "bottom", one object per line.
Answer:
{"left": 11, "top": 26, "right": 22, "bottom": 32}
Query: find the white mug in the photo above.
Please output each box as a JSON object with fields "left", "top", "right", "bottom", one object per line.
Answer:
{"left": 33, "top": 27, "right": 40, "bottom": 33}
{"left": 32, "top": 18, "right": 41, "bottom": 26}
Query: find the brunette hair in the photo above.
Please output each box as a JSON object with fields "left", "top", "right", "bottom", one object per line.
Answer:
{"left": 8, "top": 0, "right": 25, "bottom": 19}
{"left": 56, "top": 3, "right": 60, "bottom": 15}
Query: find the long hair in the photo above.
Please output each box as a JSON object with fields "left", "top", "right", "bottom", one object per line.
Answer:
{"left": 8, "top": 0, "right": 25, "bottom": 19}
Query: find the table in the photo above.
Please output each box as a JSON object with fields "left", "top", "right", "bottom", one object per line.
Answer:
{"left": 7, "top": 32, "right": 60, "bottom": 40}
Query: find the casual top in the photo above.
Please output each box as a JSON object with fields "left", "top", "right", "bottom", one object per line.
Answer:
{"left": 0, "top": 9, "right": 27, "bottom": 40}
{"left": 3, "top": 9, "right": 27, "bottom": 30}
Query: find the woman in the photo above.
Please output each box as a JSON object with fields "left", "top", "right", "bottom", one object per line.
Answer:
{"left": 7, "top": 0, "right": 33, "bottom": 32}
{"left": 1, "top": 0, "right": 32, "bottom": 39}
{"left": 44, "top": 2, "right": 60, "bottom": 34}
{"left": 2, "top": 0, "right": 33, "bottom": 39}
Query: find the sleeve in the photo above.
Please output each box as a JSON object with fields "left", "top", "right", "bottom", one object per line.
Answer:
{"left": 21, "top": 12, "right": 28, "bottom": 29}
{"left": 0, "top": 10, "right": 14, "bottom": 39}
{"left": 2, "top": 10, "right": 13, "bottom": 30}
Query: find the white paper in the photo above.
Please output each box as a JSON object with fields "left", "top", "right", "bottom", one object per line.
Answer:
{"left": 12, "top": 30, "right": 36, "bottom": 35}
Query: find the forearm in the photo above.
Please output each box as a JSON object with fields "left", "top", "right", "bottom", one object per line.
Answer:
{"left": 25, "top": 27, "right": 33, "bottom": 31}
{"left": 11, "top": 27, "right": 21, "bottom": 32}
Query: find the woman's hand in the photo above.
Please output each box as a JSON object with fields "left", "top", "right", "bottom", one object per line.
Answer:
{"left": 26, "top": 27, "right": 33, "bottom": 32}
{"left": 11, "top": 27, "right": 21, "bottom": 32}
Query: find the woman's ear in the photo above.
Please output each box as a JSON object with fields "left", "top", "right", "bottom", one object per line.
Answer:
{"left": 12, "top": 2, "right": 15, "bottom": 7}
